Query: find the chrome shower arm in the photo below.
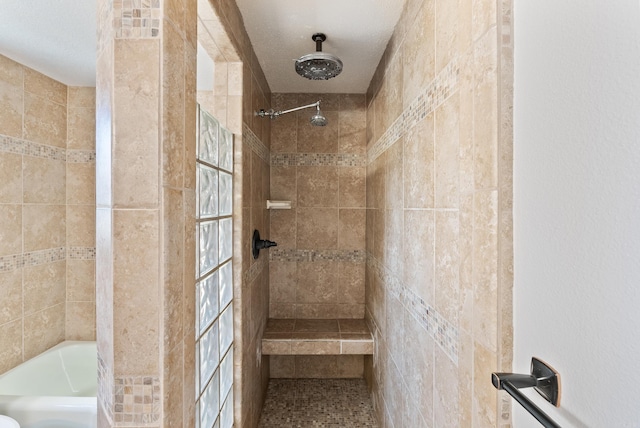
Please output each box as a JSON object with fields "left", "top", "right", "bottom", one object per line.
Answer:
{"left": 277, "top": 101, "right": 320, "bottom": 116}
{"left": 256, "top": 101, "right": 321, "bottom": 119}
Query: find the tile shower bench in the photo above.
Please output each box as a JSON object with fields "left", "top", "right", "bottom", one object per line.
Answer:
{"left": 262, "top": 318, "right": 374, "bottom": 355}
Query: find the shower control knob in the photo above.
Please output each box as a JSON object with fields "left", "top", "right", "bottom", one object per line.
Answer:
{"left": 252, "top": 230, "right": 277, "bottom": 259}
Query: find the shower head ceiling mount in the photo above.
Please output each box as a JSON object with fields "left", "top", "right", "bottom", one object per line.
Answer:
{"left": 295, "top": 33, "right": 343, "bottom": 81}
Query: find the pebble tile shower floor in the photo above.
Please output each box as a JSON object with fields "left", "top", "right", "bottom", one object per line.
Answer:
{"left": 258, "top": 379, "right": 379, "bottom": 427}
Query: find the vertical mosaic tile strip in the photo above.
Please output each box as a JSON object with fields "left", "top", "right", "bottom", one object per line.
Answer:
{"left": 269, "top": 248, "right": 366, "bottom": 263}
{"left": 270, "top": 153, "right": 366, "bottom": 167}
{"left": 367, "top": 254, "right": 459, "bottom": 364}
{"left": 113, "top": 0, "right": 161, "bottom": 39}
{"left": 113, "top": 376, "right": 162, "bottom": 424}
{"left": 367, "top": 58, "right": 459, "bottom": 165}
{"left": 242, "top": 124, "right": 270, "bottom": 163}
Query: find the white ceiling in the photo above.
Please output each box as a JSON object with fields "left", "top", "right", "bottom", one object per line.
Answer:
{"left": 0, "top": 0, "right": 405, "bottom": 93}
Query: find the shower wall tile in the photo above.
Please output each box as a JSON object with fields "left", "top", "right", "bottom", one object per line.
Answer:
{"left": 66, "top": 162, "right": 96, "bottom": 205}
{"left": 23, "top": 156, "right": 66, "bottom": 204}
{"left": 0, "top": 205, "right": 22, "bottom": 256}
{"left": 23, "top": 261, "right": 66, "bottom": 315}
{"left": 0, "top": 319, "right": 22, "bottom": 374}
{"left": 23, "top": 204, "right": 66, "bottom": 252}
{"left": 0, "top": 55, "right": 24, "bottom": 139}
{"left": 66, "top": 301, "right": 96, "bottom": 340}
{"left": 297, "top": 166, "right": 338, "bottom": 207}
{"left": 23, "top": 303, "right": 65, "bottom": 361}
{"left": 338, "top": 167, "right": 366, "bottom": 208}
{"left": 0, "top": 152, "right": 22, "bottom": 204}
{"left": 365, "top": 0, "right": 512, "bottom": 426}
{"left": 0, "top": 270, "right": 22, "bottom": 325}
{"left": 297, "top": 110, "right": 339, "bottom": 153}
{"left": 23, "top": 92, "right": 67, "bottom": 148}
{"left": 296, "top": 208, "right": 338, "bottom": 250}
{"left": 67, "top": 204, "right": 96, "bottom": 247}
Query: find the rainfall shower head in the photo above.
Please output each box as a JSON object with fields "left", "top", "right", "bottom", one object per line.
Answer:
{"left": 295, "top": 33, "right": 343, "bottom": 80}
{"left": 255, "top": 100, "right": 328, "bottom": 126}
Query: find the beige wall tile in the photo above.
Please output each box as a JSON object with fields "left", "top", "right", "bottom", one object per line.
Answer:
{"left": 112, "top": 39, "right": 160, "bottom": 209}
{"left": 0, "top": 204, "right": 21, "bottom": 256}
{"left": 0, "top": 64, "right": 24, "bottom": 138}
{"left": 24, "top": 68, "right": 67, "bottom": 105}
{"left": 403, "top": 209, "right": 435, "bottom": 304}
{"left": 297, "top": 111, "right": 339, "bottom": 153}
{"left": 67, "top": 105, "right": 96, "bottom": 151}
{"left": 23, "top": 93, "right": 67, "bottom": 148}
{"left": 338, "top": 262, "right": 365, "bottom": 304}
{"left": 66, "top": 301, "right": 96, "bottom": 340}
{"left": 296, "top": 262, "right": 337, "bottom": 304}
{"left": 338, "top": 209, "right": 366, "bottom": 250}
{"left": 403, "top": 113, "right": 434, "bottom": 209}
{"left": 338, "top": 110, "right": 366, "bottom": 155}
{"left": 473, "top": 341, "right": 498, "bottom": 427}
{"left": 67, "top": 259, "right": 96, "bottom": 301}
{"left": 297, "top": 166, "right": 338, "bottom": 207}
{"left": 435, "top": 211, "right": 460, "bottom": 325}
{"left": 23, "top": 261, "right": 66, "bottom": 315}
{"left": 0, "top": 152, "right": 22, "bottom": 204}
{"left": 338, "top": 167, "right": 366, "bottom": 208}
{"left": 23, "top": 156, "right": 66, "bottom": 204}
{"left": 269, "top": 209, "right": 296, "bottom": 249}
{"left": 402, "top": 0, "right": 435, "bottom": 108}
{"left": 113, "top": 209, "right": 160, "bottom": 375}
{"left": 67, "top": 162, "right": 96, "bottom": 205}
{"left": 434, "top": 92, "right": 460, "bottom": 208}
{"left": 296, "top": 208, "right": 338, "bottom": 250}
{"left": 0, "top": 319, "right": 22, "bottom": 374}
{"left": 269, "top": 355, "right": 295, "bottom": 378}
{"left": 0, "top": 269, "right": 22, "bottom": 325}
{"left": 294, "top": 355, "right": 337, "bottom": 378}
{"left": 23, "top": 303, "right": 65, "bottom": 360}
{"left": 23, "top": 204, "right": 65, "bottom": 252}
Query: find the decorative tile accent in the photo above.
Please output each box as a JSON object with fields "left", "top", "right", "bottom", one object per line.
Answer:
{"left": 0, "top": 134, "right": 66, "bottom": 161}
{"left": 113, "top": 0, "right": 161, "bottom": 39}
{"left": 0, "top": 247, "right": 67, "bottom": 272}
{"left": 242, "top": 124, "right": 270, "bottom": 163}
{"left": 367, "top": 58, "right": 459, "bottom": 165}
{"left": 269, "top": 248, "right": 366, "bottom": 263}
{"left": 258, "top": 379, "right": 378, "bottom": 427}
{"left": 113, "top": 375, "right": 162, "bottom": 424}
{"left": 67, "top": 149, "right": 97, "bottom": 163}
{"left": 367, "top": 254, "right": 459, "bottom": 364}
{"left": 271, "top": 153, "right": 366, "bottom": 167}
{"left": 68, "top": 246, "right": 97, "bottom": 260}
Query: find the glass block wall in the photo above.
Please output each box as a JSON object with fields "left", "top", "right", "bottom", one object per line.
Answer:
{"left": 196, "top": 105, "right": 234, "bottom": 428}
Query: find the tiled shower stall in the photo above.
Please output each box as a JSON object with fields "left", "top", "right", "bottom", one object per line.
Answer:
{"left": 0, "top": 0, "right": 512, "bottom": 426}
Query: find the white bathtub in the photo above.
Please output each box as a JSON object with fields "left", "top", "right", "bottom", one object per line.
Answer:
{"left": 0, "top": 341, "right": 97, "bottom": 428}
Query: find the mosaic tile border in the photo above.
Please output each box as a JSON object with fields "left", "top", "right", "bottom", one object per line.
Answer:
{"left": 270, "top": 249, "right": 366, "bottom": 263}
{"left": 67, "top": 149, "right": 97, "bottom": 163}
{"left": 367, "top": 58, "right": 459, "bottom": 165}
{"left": 113, "top": 0, "right": 161, "bottom": 39}
{"left": 0, "top": 134, "right": 95, "bottom": 163}
{"left": 0, "top": 134, "right": 66, "bottom": 161}
{"left": 113, "top": 375, "right": 162, "bottom": 424}
{"left": 271, "top": 153, "right": 366, "bottom": 167}
{"left": 367, "top": 254, "right": 459, "bottom": 364}
{"left": 242, "top": 124, "right": 270, "bottom": 163}
{"left": 0, "top": 247, "right": 66, "bottom": 272}
{"left": 68, "top": 247, "right": 97, "bottom": 260}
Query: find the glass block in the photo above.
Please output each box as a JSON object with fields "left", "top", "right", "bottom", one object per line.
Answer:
{"left": 219, "top": 172, "right": 232, "bottom": 216}
{"left": 199, "top": 320, "right": 219, "bottom": 391}
{"left": 219, "top": 303, "right": 233, "bottom": 356}
{"left": 220, "top": 347, "right": 233, "bottom": 404}
{"left": 219, "top": 127, "right": 233, "bottom": 172}
{"left": 219, "top": 261, "right": 232, "bottom": 310}
{"left": 220, "top": 389, "right": 233, "bottom": 428}
{"left": 199, "top": 108, "right": 218, "bottom": 166}
{"left": 200, "top": 368, "right": 219, "bottom": 428}
{"left": 198, "top": 271, "right": 219, "bottom": 336}
{"left": 199, "top": 221, "right": 218, "bottom": 277}
{"left": 198, "top": 163, "right": 218, "bottom": 218}
{"left": 219, "top": 218, "right": 232, "bottom": 263}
